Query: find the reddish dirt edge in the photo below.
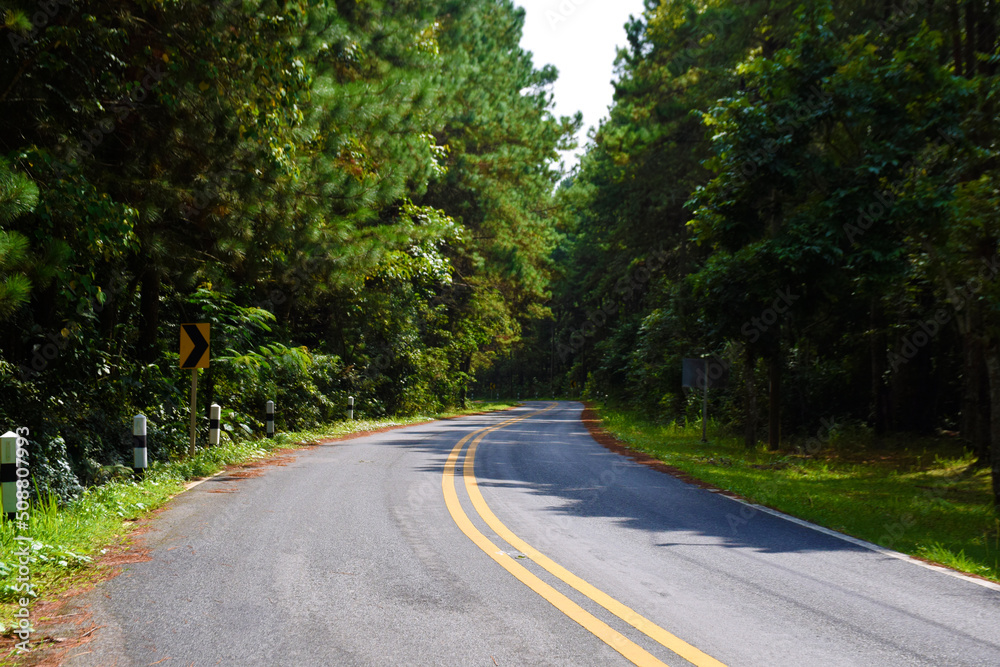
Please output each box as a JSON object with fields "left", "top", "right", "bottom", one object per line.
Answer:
{"left": 0, "top": 512, "right": 162, "bottom": 666}
{"left": 2, "top": 406, "right": 522, "bottom": 665}
{"left": 580, "top": 402, "right": 1000, "bottom": 587}
{"left": 580, "top": 401, "right": 740, "bottom": 497}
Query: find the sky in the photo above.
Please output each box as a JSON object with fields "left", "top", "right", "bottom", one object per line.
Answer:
{"left": 512, "top": 0, "right": 648, "bottom": 171}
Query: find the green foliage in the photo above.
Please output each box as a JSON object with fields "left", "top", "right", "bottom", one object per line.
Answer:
{"left": 218, "top": 343, "right": 345, "bottom": 429}
{"left": 0, "top": 0, "right": 565, "bottom": 491}
{"left": 0, "top": 157, "right": 37, "bottom": 319}
{"left": 512, "top": 0, "right": 1000, "bottom": 507}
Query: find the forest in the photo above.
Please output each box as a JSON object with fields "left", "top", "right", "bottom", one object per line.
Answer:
{"left": 3, "top": 0, "right": 1000, "bottom": 511}
{"left": 494, "top": 0, "right": 1000, "bottom": 509}
{"left": 0, "top": 0, "right": 577, "bottom": 499}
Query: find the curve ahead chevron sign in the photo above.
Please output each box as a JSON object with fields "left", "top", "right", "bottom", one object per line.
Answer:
{"left": 180, "top": 323, "right": 210, "bottom": 369}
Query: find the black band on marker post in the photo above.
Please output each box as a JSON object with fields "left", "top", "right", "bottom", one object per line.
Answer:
{"left": 0, "top": 463, "right": 15, "bottom": 484}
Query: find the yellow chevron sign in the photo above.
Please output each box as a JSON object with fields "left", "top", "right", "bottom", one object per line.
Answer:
{"left": 179, "top": 323, "right": 210, "bottom": 368}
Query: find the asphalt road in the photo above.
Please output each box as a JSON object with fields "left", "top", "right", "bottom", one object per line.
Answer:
{"left": 63, "top": 401, "right": 1000, "bottom": 666}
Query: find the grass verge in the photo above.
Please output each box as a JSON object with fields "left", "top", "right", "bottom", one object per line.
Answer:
{"left": 590, "top": 403, "right": 1000, "bottom": 583}
{"left": 0, "top": 400, "right": 519, "bottom": 654}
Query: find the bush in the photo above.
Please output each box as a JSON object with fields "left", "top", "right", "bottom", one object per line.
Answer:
{"left": 22, "top": 435, "right": 84, "bottom": 504}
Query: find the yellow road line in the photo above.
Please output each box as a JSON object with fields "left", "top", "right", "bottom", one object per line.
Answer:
{"left": 462, "top": 415, "right": 727, "bottom": 667}
{"left": 442, "top": 406, "right": 669, "bottom": 666}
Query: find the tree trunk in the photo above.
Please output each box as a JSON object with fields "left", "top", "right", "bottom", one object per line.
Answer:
{"left": 744, "top": 349, "right": 757, "bottom": 449}
{"left": 34, "top": 282, "right": 59, "bottom": 332}
{"left": 459, "top": 354, "right": 471, "bottom": 408}
{"left": 952, "top": 0, "right": 965, "bottom": 76}
{"left": 982, "top": 341, "right": 1000, "bottom": 510}
{"left": 961, "top": 331, "right": 992, "bottom": 465}
{"left": 549, "top": 319, "right": 555, "bottom": 395}
{"left": 966, "top": 0, "right": 979, "bottom": 78}
{"left": 98, "top": 283, "right": 119, "bottom": 348}
{"left": 978, "top": 0, "right": 996, "bottom": 75}
{"left": 138, "top": 268, "right": 160, "bottom": 363}
{"left": 768, "top": 355, "right": 781, "bottom": 450}
{"left": 870, "top": 298, "right": 891, "bottom": 435}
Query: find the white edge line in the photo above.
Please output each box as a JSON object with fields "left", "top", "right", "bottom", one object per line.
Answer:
{"left": 715, "top": 492, "right": 1000, "bottom": 593}
{"left": 578, "top": 397, "right": 1000, "bottom": 594}
{"left": 183, "top": 468, "right": 229, "bottom": 491}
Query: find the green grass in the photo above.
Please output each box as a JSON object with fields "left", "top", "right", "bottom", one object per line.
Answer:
{"left": 0, "top": 400, "right": 519, "bottom": 647}
{"left": 595, "top": 404, "right": 1000, "bottom": 583}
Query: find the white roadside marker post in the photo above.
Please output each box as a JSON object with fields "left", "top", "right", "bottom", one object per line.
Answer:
{"left": 2, "top": 432, "right": 18, "bottom": 521}
{"left": 133, "top": 415, "right": 147, "bottom": 478}
{"left": 209, "top": 403, "right": 221, "bottom": 446}
{"left": 348, "top": 396, "right": 354, "bottom": 420}
{"left": 266, "top": 400, "right": 275, "bottom": 438}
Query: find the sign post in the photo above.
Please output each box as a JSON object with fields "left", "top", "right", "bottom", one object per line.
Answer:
{"left": 180, "top": 323, "right": 210, "bottom": 458}
{"left": 702, "top": 374, "right": 709, "bottom": 443}
{"left": 682, "top": 357, "right": 728, "bottom": 443}
{"left": 187, "top": 370, "right": 197, "bottom": 457}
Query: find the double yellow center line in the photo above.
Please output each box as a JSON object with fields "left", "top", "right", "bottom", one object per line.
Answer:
{"left": 441, "top": 404, "right": 726, "bottom": 667}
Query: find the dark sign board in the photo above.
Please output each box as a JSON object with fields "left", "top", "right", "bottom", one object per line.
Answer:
{"left": 682, "top": 358, "right": 729, "bottom": 390}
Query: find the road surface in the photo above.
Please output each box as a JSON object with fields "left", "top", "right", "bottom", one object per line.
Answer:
{"left": 59, "top": 402, "right": 1000, "bottom": 666}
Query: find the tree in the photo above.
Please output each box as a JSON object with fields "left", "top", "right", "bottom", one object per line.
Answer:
{"left": 0, "top": 158, "right": 36, "bottom": 319}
